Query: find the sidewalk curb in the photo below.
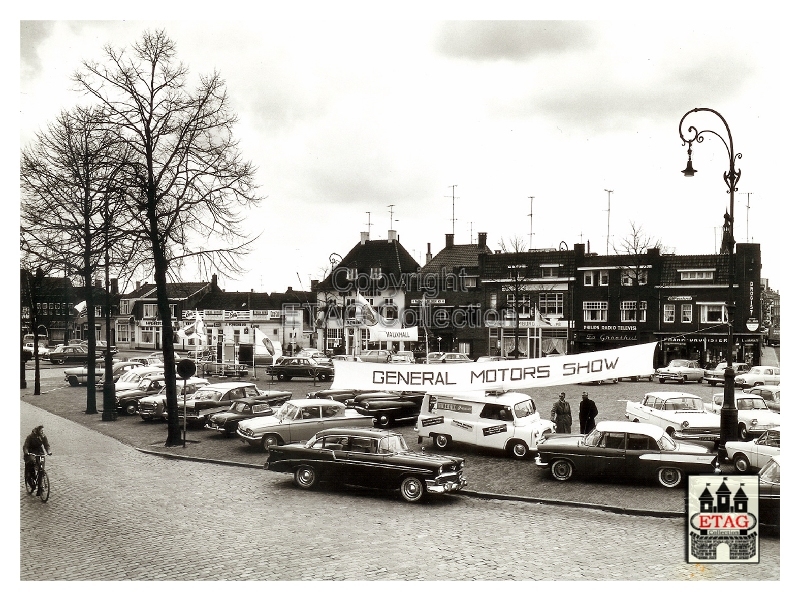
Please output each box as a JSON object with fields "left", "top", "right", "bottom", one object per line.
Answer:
{"left": 134, "top": 447, "right": 684, "bottom": 519}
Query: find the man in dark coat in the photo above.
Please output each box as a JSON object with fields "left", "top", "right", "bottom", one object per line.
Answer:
{"left": 550, "top": 392, "right": 572, "bottom": 433}
{"left": 23, "top": 425, "right": 51, "bottom": 490}
{"left": 579, "top": 391, "right": 599, "bottom": 434}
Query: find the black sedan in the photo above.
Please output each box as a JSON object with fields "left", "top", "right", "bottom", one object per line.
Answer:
{"left": 352, "top": 391, "right": 426, "bottom": 428}
{"left": 48, "top": 344, "right": 98, "bottom": 365}
{"left": 267, "top": 427, "right": 467, "bottom": 502}
{"left": 535, "top": 421, "right": 719, "bottom": 488}
{"left": 265, "top": 357, "right": 335, "bottom": 382}
{"left": 205, "top": 394, "right": 292, "bottom": 436}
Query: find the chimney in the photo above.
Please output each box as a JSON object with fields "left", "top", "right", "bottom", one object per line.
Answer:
{"left": 360, "top": 231, "right": 370, "bottom": 245}
{"left": 647, "top": 247, "right": 661, "bottom": 256}
{"left": 574, "top": 243, "right": 585, "bottom": 258}
{"left": 478, "top": 232, "right": 487, "bottom": 249}
{"left": 110, "top": 278, "right": 119, "bottom": 295}
{"left": 445, "top": 233, "right": 454, "bottom": 248}
{"left": 388, "top": 229, "right": 397, "bottom": 242}
{"left": 211, "top": 274, "right": 218, "bottom": 289}
{"left": 135, "top": 281, "right": 141, "bottom": 291}
{"left": 426, "top": 243, "right": 432, "bottom": 264}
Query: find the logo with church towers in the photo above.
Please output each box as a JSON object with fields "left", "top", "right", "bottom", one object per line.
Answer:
{"left": 688, "top": 475, "right": 759, "bottom": 563}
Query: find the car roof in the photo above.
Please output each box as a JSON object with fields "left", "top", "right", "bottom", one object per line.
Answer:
{"left": 198, "top": 381, "right": 259, "bottom": 390}
{"left": 286, "top": 398, "right": 345, "bottom": 407}
{"left": 643, "top": 391, "right": 702, "bottom": 400}
{"left": 314, "top": 427, "right": 396, "bottom": 438}
{"left": 750, "top": 385, "right": 780, "bottom": 391}
{"left": 431, "top": 390, "right": 533, "bottom": 406}
{"left": 595, "top": 420, "right": 666, "bottom": 437}
{"left": 711, "top": 391, "right": 764, "bottom": 399}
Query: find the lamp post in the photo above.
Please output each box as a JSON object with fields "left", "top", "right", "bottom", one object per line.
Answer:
{"left": 678, "top": 107, "right": 740, "bottom": 468}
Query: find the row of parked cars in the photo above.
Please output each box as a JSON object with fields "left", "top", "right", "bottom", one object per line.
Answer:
{"left": 655, "top": 359, "right": 781, "bottom": 388}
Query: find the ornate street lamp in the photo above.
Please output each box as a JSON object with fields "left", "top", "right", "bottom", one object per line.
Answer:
{"left": 678, "top": 107, "right": 740, "bottom": 468}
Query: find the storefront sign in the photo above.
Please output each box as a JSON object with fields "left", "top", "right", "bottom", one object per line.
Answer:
{"left": 411, "top": 298, "right": 446, "bottom": 305}
{"left": 582, "top": 325, "right": 638, "bottom": 331}
{"left": 667, "top": 296, "right": 693, "bottom": 301}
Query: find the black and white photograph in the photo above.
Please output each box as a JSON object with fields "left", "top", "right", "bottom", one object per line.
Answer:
{"left": 14, "top": 2, "right": 790, "bottom": 590}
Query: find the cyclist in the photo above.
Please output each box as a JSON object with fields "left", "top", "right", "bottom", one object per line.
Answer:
{"left": 23, "top": 425, "right": 51, "bottom": 491}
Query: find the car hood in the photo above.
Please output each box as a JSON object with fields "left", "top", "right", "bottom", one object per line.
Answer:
{"left": 738, "top": 410, "right": 781, "bottom": 426}
{"left": 63, "top": 366, "right": 88, "bottom": 375}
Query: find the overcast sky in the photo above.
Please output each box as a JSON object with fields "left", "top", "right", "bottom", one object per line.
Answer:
{"left": 18, "top": 9, "right": 787, "bottom": 295}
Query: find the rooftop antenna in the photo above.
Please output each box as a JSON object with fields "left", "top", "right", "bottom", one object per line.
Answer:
{"left": 604, "top": 189, "right": 613, "bottom": 254}
{"left": 388, "top": 204, "right": 399, "bottom": 230}
{"left": 739, "top": 192, "right": 752, "bottom": 242}
{"left": 469, "top": 221, "right": 474, "bottom": 244}
{"left": 365, "top": 211, "right": 372, "bottom": 235}
{"left": 446, "top": 184, "right": 458, "bottom": 235}
{"left": 527, "top": 196, "right": 535, "bottom": 251}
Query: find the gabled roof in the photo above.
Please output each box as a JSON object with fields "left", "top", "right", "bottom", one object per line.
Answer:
{"left": 318, "top": 237, "right": 420, "bottom": 290}
{"left": 659, "top": 254, "right": 732, "bottom": 286}
{"left": 482, "top": 249, "right": 576, "bottom": 280}
{"left": 420, "top": 243, "right": 490, "bottom": 275}
{"left": 193, "top": 288, "right": 316, "bottom": 310}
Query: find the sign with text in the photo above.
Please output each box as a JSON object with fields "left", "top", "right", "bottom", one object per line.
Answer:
{"left": 330, "top": 342, "right": 658, "bottom": 391}
{"left": 370, "top": 326, "right": 419, "bottom": 341}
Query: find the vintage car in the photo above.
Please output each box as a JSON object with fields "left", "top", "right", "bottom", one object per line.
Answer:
{"left": 425, "top": 352, "right": 444, "bottom": 364}
{"left": 113, "top": 366, "right": 164, "bottom": 393}
{"left": 702, "top": 361, "right": 750, "bottom": 386}
{"left": 705, "top": 392, "right": 781, "bottom": 440}
{"left": 389, "top": 351, "right": 415, "bottom": 364}
{"left": 352, "top": 391, "right": 426, "bottom": 428}
{"left": 724, "top": 426, "right": 780, "bottom": 473}
{"left": 267, "top": 427, "right": 467, "bottom": 502}
{"left": 236, "top": 398, "right": 374, "bottom": 451}
{"left": 296, "top": 349, "right": 333, "bottom": 365}
{"left": 415, "top": 391, "right": 555, "bottom": 459}
{"left": 138, "top": 377, "right": 215, "bottom": 421}
{"left": 621, "top": 373, "right": 655, "bottom": 382}
{"left": 655, "top": 359, "right": 704, "bottom": 384}
{"left": 427, "top": 352, "right": 472, "bottom": 364}
{"left": 734, "top": 366, "right": 780, "bottom": 388}
{"left": 127, "top": 356, "right": 165, "bottom": 367}
{"left": 359, "top": 349, "right": 392, "bottom": 363}
{"left": 64, "top": 360, "right": 136, "bottom": 387}
{"left": 306, "top": 388, "right": 365, "bottom": 408}
{"left": 265, "top": 356, "right": 335, "bottom": 382}
{"left": 475, "top": 356, "right": 507, "bottom": 362}
{"left": 534, "top": 420, "right": 719, "bottom": 488}
{"left": 48, "top": 344, "right": 100, "bottom": 365}
{"left": 330, "top": 355, "right": 363, "bottom": 363}
{"left": 115, "top": 374, "right": 211, "bottom": 416}
{"left": 625, "top": 391, "right": 721, "bottom": 446}
{"left": 758, "top": 456, "right": 780, "bottom": 531}
{"left": 205, "top": 392, "right": 292, "bottom": 435}
{"left": 178, "top": 382, "right": 270, "bottom": 426}
{"left": 748, "top": 385, "right": 780, "bottom": 413}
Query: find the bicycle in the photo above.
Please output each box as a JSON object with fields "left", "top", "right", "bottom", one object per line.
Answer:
{"left": 24, "top": 453, "right": 50, "bottom": 503}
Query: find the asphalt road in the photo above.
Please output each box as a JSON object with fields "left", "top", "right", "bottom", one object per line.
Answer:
{"left": 20, "top": 400, "right": 780, "bottom": 581}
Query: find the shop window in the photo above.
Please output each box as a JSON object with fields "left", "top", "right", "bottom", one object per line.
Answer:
{"left": 583, "top": 301, "right": 608, "bottom": 322}
{"left": 583, "top": 272, "right": 594, "bottom": 286}
{"left": 681, "top": 304, "right": 693, "bottom": 323}
{"left": 664, "top": 304, "right": 675, "bottom": 323}
{"left": 117, "top": 323, "right": 130, "bottom": 343}
{"left": 700, "top": 304, "right": 727, "bottom": 324}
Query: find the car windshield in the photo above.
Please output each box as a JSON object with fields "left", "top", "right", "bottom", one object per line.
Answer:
{"left": 253, "top": 404, "right": 273, "bottom": 414}
{"left": 584, "top": 429, "right": 602, "bottom": 446}
{"left": 513, "top": 400, "right": 536, "bottom": 418}
{"left": 669, "top": 360, "right": 689, "bottom": 367}
{"left": 377, "top": 434, "right": 409, "bottom": 454}
{"left": 663, "top": 397, "right": 704, "bottom": 410}
{"left": 760, "top": 460, "right": 780, "bottom": 485}
{"left": 192, "top": 390, "right": 222, "bottom": 402}
{"left": 657, "top": 434, "right": 677, "bottom": 451}
{"left": 119, "top": 371, "right": 145, "bottom": 383}
{"left": 738, "top": 397, "right": 769, "bottom": 410}
{"left": 138, "top": 379, "right": 154, "bottom": 390}
{"left": 231, "top": 401, "right": 249, "bottom": 412}
{"left": 274, "top": 403, "right": 300, "bottom": 421}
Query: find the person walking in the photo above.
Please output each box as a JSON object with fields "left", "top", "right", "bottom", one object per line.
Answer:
{"left": 550, "top": 392, "right": 572, "bottom": 433}
{"left": 579, "top": 391, "right": 598, "bottom": 434}
{"left": 23, "top": 425, "right": 51, "bottom": 491}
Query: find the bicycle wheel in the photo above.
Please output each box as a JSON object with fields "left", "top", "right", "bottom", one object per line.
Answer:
{"left": 38, "top": 471, "right": 50, "bottom": 503}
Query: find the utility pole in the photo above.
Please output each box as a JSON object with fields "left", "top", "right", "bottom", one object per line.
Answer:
{"left": 527, "top": 196, "right": 535, "bottom": 251}
{"left": 604, "top": 189, "right": 613, "bottom": 254}
{"left": 446, "top": 185, "right": 458, "bottom": 235}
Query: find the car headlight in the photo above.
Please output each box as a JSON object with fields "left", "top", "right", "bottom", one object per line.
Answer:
{"left": 681, "top": 421, "right": 689, "bottom": 429}
{"left": 363, "top": 402, "right": 370, "bottom": 409}
{"left": 751, "top": 419, "right": 757, "bottom": 426}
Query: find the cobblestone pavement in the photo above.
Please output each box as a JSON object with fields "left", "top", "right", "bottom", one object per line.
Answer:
{"left": 20, "top": 400, "right": 779, "bottom": 581}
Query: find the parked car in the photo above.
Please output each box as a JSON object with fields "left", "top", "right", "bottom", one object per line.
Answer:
{"left": 415, "top": 391, "right": 554, "bottom": 459}
{"left": 23, "top": 342, "right": 50, "bottom": 359}
{"left": 655, "top": 359, "right": 704, "bottom": 384}
{"left": 535, "top": 421, "right": 719, "bottom": 488}
{"left": 353, "top": 391, "right": 426, "bottom": 428}
{"left": 113, "top": 366, "right": 164, "bottom": 393}
{"left": 267, "top": 427, "right": 467, "bottom": 502}
{"left": 734, "top": 366, "right": 780, "bottom": 388}
{"left": 622, "top": 372, "right": 655, "bottom": 382}
{"left": 48, "top": 344, "right": 98, "bottom": 365}
{"left": 584, "top": 377, "right": 619, "bottom": 385}
{"left": 265, "top": 356, "right": 335, "bottom": 382}
{"left": 724, "top": 427, "right": 780, "bottom": 473}
{"left": 747, "top": 385, "right": 780, "bottom": 413}
{"left": 94, "top": 341, "right": 118, "bottom": 356}
{"left": 475, "top": 356, "right": 507, "bottom": 362}
{"left": 137, "top": 377, "right": 220, "bottom": 421}
{"left": 625, "top": 391, "right": 721, "bottom": 446}
{"left": 389, "top": 351, "right": 415, "bottom": 364}
{"left": 702, "top": 361, "right": 750, "bottom": 386}
{"left": 424, "top": 352, "right": 444, "bottom": 364}
{"left": 178, "top": 382, "right": 269, "bottom": 426}
{"left": 205, "top": 392, "right": 293, "bottom": 435}
{"left": 758, "top": 456, "right": 780, "bottom": 531}
{"left": 427, "top": 352, "right": 472, "bottom": 364}
{"left": 64, "top": 360, "right": 136, "bottom": 387}
{"left": 359, "top": 349, "right": 392, "bottom": 363}
{"left": 330, "top": 355, "right": 363, "bottom": 363}
{"left": 186, "top": 348, "right": 214, "bottom": 362}
{"left": 306, "top": 388, "right": 364, "bottom": 408}
{"left": 705, "top": 392, "right": 781, "bottom": 440}
{"left": 128, "top": 356, "right": 165, "bottom": 367}
{"left": 236, "top": 398, "right": 374, "bottom": 451}
{"left": 146, "top": 351, "right": 182, "bottom": 362}
{"left": 115, "top": 374, "right": 173, "bottom": 415}
{"left": 296, "top": 349, "right": 333, "bottom": 365}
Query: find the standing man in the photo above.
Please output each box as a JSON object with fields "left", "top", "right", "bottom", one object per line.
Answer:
{"left": 550, "top": 392, "right": 572, "bottom": 433}
{"left": 579, "top": 391, "right": 598, "bottom": 434}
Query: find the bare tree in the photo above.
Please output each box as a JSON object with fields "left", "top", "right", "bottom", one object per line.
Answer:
{"left": 21, "top": 106, "right": 135, "bottom": 413}
{"left": 612, "top": 221, "right": 663, "bottom": 328}
{"left": 74, "top": 30, "right": 262, "bottom": 445}
{"left": 496, "top": 235, "right": 532, "bottom": 359}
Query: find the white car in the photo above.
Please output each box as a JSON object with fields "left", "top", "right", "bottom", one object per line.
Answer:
{"left": 625, "top": 391, "right": 720, "bottom": 445}
{"left": 702, "top": 362, "right": 750, "bottom": 386}
{"left": 725, "top": 427, "right": 780, "bottom": 473}
{"left": 655, "top": 360, "right": 704, "bottom": 384}
{"left": 427, "top": 352, "right": 472, "bottom": 364}
{"left": 704, "top": 392, "right": 781, "bottom": 440}
{"left": 734, "top": 366, "right": 780, "bottom": 388}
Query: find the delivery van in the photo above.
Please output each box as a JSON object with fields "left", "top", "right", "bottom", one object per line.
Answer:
{"left": 414, "top": 390, "right": 555, "bottom": 459}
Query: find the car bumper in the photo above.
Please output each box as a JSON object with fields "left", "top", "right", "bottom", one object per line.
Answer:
{"left": 656, "top": 373, "right": 689, "bottom": 381}
{"left": 205, "top": 422, "right": 231, "bottom": 433}
{"left": 672, "top": 431, "right": 720, "bottom": 442}
{"left": 425, "top": 475, "right": 467, "bottom": 494}
{"left": 534, "top": 456, "right": 550, "bottom": 469}
{"left": 236, "top": 430, "right": 262, "bottom": 445}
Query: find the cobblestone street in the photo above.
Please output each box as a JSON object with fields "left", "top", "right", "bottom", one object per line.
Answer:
{"left": 20, "top": 400, "right": 779, "bottom": 582}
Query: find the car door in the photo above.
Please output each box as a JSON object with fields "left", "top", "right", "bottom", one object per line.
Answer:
{"left": 288, "top": 405, "right": 323, "bottom": 442}
{"left": 344, "top": 435, "right": 384, "bottom": 486}
{"left": 594, "top": 431, "right": 627, "bottom": 476}
{"left": 624, "top": 433, "right": 661, "bottom": 479}
{"left": 751, "top": 429, "right": 780, "bottom": 469}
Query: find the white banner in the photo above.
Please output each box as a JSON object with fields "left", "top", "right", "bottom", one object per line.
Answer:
{"left": 370, "top": 326, "right": 419, "bottom": 342}
{"left": 331, "top": 342, "right": 658, "bottom": 392}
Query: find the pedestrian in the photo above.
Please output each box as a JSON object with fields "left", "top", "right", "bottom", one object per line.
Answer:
{"left": 550, "top": 392, "right": 572, "bottom": 433}
{"left": 23, "top": 425, "right": 51, "bottom": 490}
{"left": 579, "top": 391, "right": 598, "bottom": 434}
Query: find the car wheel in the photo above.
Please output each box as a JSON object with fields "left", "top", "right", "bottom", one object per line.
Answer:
{"left": 294, "top": 466, "right": 317, "bottom": 489}
{"left": 123, "top": 402, "right": 137, "bottom": 416}
{"left": 680, "top": 376, "right": 687, "bottom": 384}
{"left": 648, "top": 375, "right": 653, "bottom": 382}
{"left": 738, "top": 424, "right": 749, "bottom": 441}
{"left": 68, "top": 376, "right": 79, "bottom": 387}
{"left": 376, "top": 414, "right": 393, "bottom": 428}
{"left": 317, "top": 373, "right": 330, "bottom": 382}
{"left": 551, "top": 459, "right": 574, "bottom": 481}
{"left": 665, "top": 427, "right": 676, "bottom": 438}
{"left": 657, "top": 467, "right": 682, "bottom": 488}
{"left": 710, "top": 382, "right": 717, "bottom": 387}
{"left": 732, "top": 453, "right": 751, "bottom": 473}
{"left": 262, "top": 434, "right": 280, "bottom": 452}
{"left": 658, "top": 378, "right": 665, "bottom": 384}
{"left": 509, "top": 440, "right": 529, "bottom": 459}
{"left": 434, "top": 434, "right": 451, "bottom": 449}
{"left": 697, "top": 377, "right": 703, "bottom": 384}
{"left": 276, "top": 373, "right": 287, "bottom": 381}
{"left": 399, "top": 476, "right": 425, "bottom": 502}
{"left": 54, "top": 359, "right": 64, "bottom": 365}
